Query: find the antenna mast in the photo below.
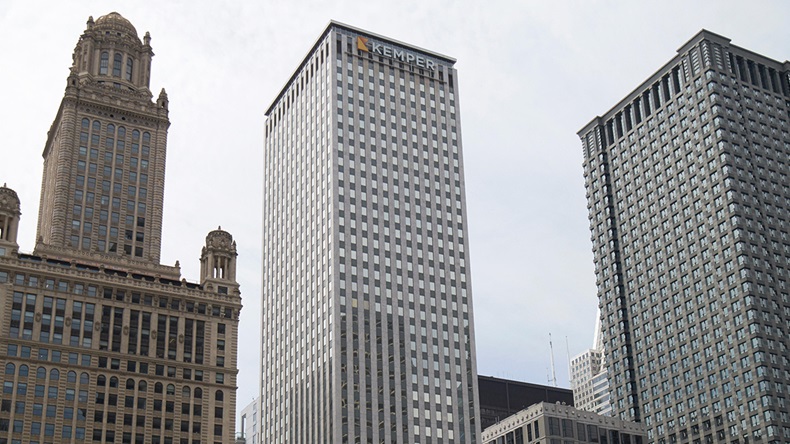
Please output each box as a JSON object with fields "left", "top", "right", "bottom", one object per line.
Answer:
{"left": 548, "top": 333, "right": 557, "bottom": 387}
{"left": 565, "top": 336, "right": 572, "bottom": 386}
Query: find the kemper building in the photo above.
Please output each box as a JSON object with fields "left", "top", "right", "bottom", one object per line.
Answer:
{"left": 0, "top": 12, "right": 242, "bottom": 444}
{"left": 579, "top": 30, "right": 790, "bottom": 443}
{"left": 262, "top": 21, "right": 480, "bottom": 443}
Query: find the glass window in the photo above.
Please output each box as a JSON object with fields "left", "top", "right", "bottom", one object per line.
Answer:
{"left": 113, "top": 53, "right": 123, "bottom": 77}
{"left": 100, "top": 52, "right": 109, "bottom": 75}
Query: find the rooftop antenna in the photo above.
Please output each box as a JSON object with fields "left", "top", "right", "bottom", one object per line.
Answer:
{"left": 565, "top": 336, "right": 572, "bottom": 386}
{"left": 548, "top": 333, "right": 557, "bottom": 387}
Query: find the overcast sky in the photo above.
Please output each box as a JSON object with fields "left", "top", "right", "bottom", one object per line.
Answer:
{"left": 2, "top": 0, "right": 790, "bottom": 422}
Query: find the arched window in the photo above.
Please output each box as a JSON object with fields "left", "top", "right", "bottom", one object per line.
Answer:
{"left": 154, "top": 382, "right": 163, "bottom": 394}
{"left": 113, "top": 53, "right": 123, "bottom": 77}
{"left": 126, "top": 378, "right": 135, "bottom": 390}
{"left": 100, "top": 52, "right": 109, "bottom": 75}
{"left": 19, "top": 365, "right": 28, "bottom": 377}
{"left": 126, "top": 57, "right": 134, "bottom": 81}
{"left": 37, "top": 367, "right": 46, "bottom": 379}
{"left": 97, "top": 375, "right": 106, "bottom": 386}
{"left": 4, "top": 363, "right": 14, "bottom": 375}
{"left": 138, "top": 380, "right": 147, "bottom": 392}
{"left": 80, "top": 372, "right": 90, "bottom": 384}
{"left": 67, "top": 371, "right": 77, "bottom": 383}
{"left": 118, "top": 127, "right": 126, "bottom": 139}
{"left": 132, "top": 129, "right": 140, "bottom": 141}
{"left": 82, "top": 118, "right": 90, "bottom": 129}
{"left": 92, "top": 120, "right": 101, "bottom": 133}
{"left": 194, "top": 388, "right": 202, "bottom": 399}
{"left": 142, "top": 132, "right": 151, "bottom": 143}
{"left": 109, "top": 377, "right": 118, "bottom": 388}
{"left": 50, "top": 369, "right": 59, "bottom": 381}
{"left": 215, "top": 390, "right": 223, "bottom": 402}
{"left": 166, "top": 384, "right": 175, "bottom": 396}
{"left": 182, "top": 386, "right": 191, "bottom": 399}
{"left": 107, "top": 124, "right": 115, "bottom": 135}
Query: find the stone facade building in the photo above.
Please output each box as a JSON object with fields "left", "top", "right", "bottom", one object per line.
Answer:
{"left": 481, "top": 402, "right": 644, "bottom": 444}
{"left": 0, "top": 12, "right": 241, "bottom": 444}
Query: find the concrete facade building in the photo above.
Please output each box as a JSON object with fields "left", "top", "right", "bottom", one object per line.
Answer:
{"left": 579, "top": 30, "right": 790, "bottom": 443}
{"left": 0, "top": 12, "right": 242, "bottom": 444}
{"left": 262, "top": 21, "right": 480, "bottom": 444}
{"left": 570, "top": 317, "right": 611, "bottom": 417}
{"left": 481, "top": 402, "right": 645, "bottom": 444}
{"left": 570, "top": 349, "right": 604, "bottom": 413}
{"left": 238, "top": 396, "right": 260, "bottom": 444}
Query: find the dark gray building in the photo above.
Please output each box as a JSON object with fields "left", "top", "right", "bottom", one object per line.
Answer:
{"left": 478, "top": 376, "right": 574, "bottom": 430}
{"left": 579, "top": 30, "right": 790, "bottom": 444}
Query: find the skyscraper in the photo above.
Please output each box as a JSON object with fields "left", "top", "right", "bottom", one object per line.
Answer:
{"left": 579, "top": 30, "right": 790, "bottom": 443}
{"left": 36, "top": 13, "right": 169, "bottom": 263}
{"left": 262, "top": 21, "right": 480, "bottom": 444}
{"left": 0, "top": 12, "right": 242, "bottom": 444}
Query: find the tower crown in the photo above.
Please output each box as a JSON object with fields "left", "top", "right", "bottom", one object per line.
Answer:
{"left": 200, "top": 227, "right": 239, "bottom": 293}
{"left": 71, "top": 11, "right": 154, "bottom": 91}
{"left": 0, "top": 184, "right": 21, "bottom": 250}
{"left": 0, "top": 185, "right": 20, "bottom": 214}
{"left": 91, "top": 12, "right": 139, "bottom": 40}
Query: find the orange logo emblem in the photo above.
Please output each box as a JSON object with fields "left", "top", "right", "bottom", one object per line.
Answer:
{"left": 357, "top": 36, "right": 369, "bottom": 52}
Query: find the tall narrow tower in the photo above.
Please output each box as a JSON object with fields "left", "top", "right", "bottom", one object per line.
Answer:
{"left": 262, "top": 21, "right": 480, "bottom": 444}
{"left": 36, "top": 12, "right": 170, "bottom": 264}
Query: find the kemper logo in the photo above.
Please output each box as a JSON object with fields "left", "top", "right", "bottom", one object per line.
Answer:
{"left": 356, "top": 36, "right": 436, "bottom": 70}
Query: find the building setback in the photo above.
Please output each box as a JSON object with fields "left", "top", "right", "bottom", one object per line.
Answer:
{"left": 579, "top": 30, "right": 790, "bottom": 443}
{"left": 262, "top": 21, "right": 480, "bottom": 444}
{"left": 0, "top": 12, "right": 242, "bottom": 444}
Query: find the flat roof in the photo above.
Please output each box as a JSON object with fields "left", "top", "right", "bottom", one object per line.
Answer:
{"left": 264, "top": 20, "right": 456, "bottom": 117}
{"left": 577, "top": 29, "right": 790, "bottom": 136}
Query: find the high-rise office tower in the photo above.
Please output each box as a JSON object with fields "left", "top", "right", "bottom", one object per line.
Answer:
{"left": 262, "top": 21, "right": 480, "bottom": 444}
{"left": 579, "top": 30, "right": 790, "bottom": 443}
{"left": 0, "top": 12, "right": 242, "bottom": 444}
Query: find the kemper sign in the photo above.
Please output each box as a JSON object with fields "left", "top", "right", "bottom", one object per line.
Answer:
{"left": 357, "top": 36, "right": 436, "bottom": 70}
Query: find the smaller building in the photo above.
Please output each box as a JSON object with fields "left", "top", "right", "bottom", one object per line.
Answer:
{"left": 570, "top": 315, "right": 611, "bottom": 416}
{"left": 481, "top": 402, "right": 645, "bottom": 444}
{"left": 238, "top": 396, "right": 260, "bottom": 444}
{"left": 478, "top": 375, "right": 574, "bottom": 430}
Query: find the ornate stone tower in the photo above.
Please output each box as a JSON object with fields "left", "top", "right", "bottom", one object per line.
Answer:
{"left": 0, "top": 184, "right": 21, "bottom": 252}
{"left": 35, "top": 12, "right": 170, "bottom": 265}
{"left": 200, "top": 227, "right": 240, "bottom": 295}
{"left": 0, "top": 13, "right": 242, "bottom": 444}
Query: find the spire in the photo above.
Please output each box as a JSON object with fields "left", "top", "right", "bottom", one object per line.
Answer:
{"left": 157, "top": 88, "right": 169, "bottom": 110}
